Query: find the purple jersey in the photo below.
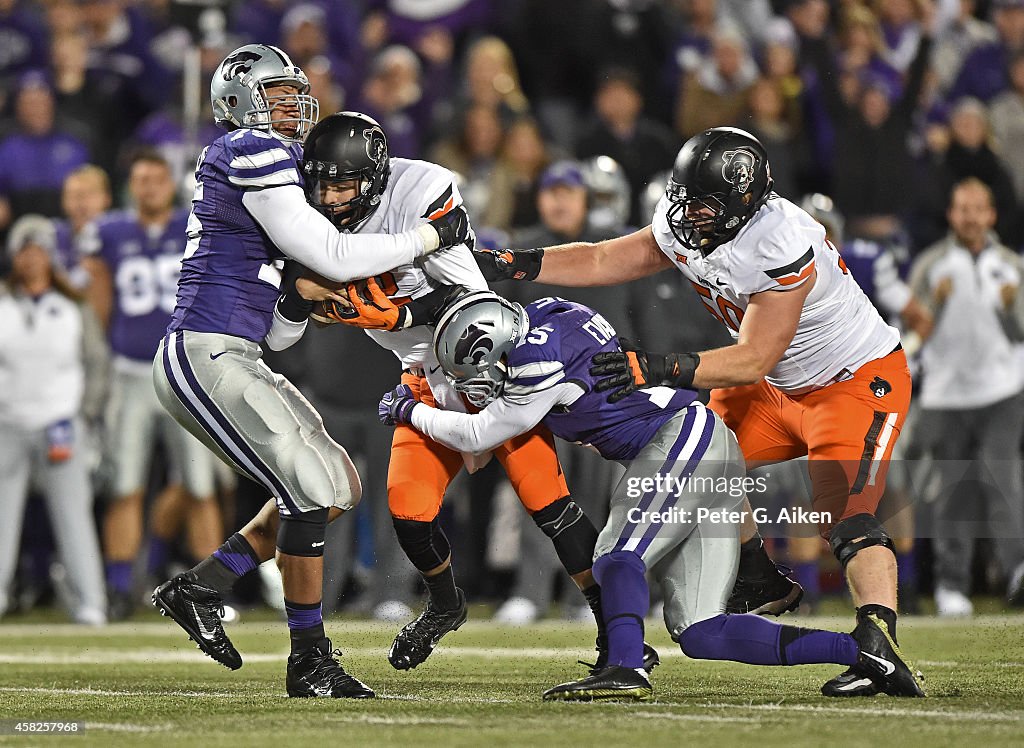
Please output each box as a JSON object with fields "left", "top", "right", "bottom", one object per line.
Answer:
{"left": 85, "top": 208, "right": 189, "bottom": 362}
{"left": 167, "top": 129, "right": 303, "bottom": 342}
{"left": 508, "top": 297, "right": 699, "bottom": 461}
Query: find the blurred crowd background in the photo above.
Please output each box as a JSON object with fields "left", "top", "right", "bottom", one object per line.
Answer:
{"left": 2, "top": 0, "right": 1024, "bottom": 627}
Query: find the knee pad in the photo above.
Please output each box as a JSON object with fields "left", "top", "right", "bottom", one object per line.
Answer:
{"left": 829, "top": 512, "right": 894, "bottom": 568}
{"left": 592, "top": 550, "right": 647, "bottom": 586}
{"left": 277, "top": 507, "right": 329, "bottom": 557}
{"left": 531, "top": 496, "right": 598, "bottom": 576}
{"left": 392, "top": 517, "right": 451, "bottom": 572}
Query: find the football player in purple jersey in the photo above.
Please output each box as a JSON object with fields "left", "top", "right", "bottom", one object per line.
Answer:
{"left": 79, "top": 151, "right": 224, "bottom": 622}
{"left": 148, "top": 44, "right": 471, "bottom": 698}
{"left": 378, "top": 291, "right": 924, "bottom": 701}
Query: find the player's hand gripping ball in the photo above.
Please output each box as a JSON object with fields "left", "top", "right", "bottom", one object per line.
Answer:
{"left": 310, "top": 275, "right": 407, "bottom": 330}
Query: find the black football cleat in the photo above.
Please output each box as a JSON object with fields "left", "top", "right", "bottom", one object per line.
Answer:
{"left": 152, "top": 573, "right": 242, "bottom": 671}
{"left": 586, "top": 640, "right": 661, "bottom": 675}
{"left": 287, "top": 638, "right": 375, "bottom": 698}
{"left": 820, "top": 666, "right": 881, "bottom": 697}
{"left": 388, "top": 589, "right": 467, "bottom": 670}
{"left": 848, "top": 610, "right": 925, "bottom": 697}
{"left": 543, "top": 665, "right": 653, "bottom": 702}
{"left": 726, "top": 562, "right": 804, "bottom": 616}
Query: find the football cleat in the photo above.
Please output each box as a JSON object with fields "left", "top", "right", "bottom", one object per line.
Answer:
{"left": 820, "top": 666, "right": 881, "bottom": 697}
{"left": 850, "top": 611, "right": 925, "bottom": 697}
{"left": 152, "top": 573, "right": 242, "bottom": 671}
{"left": 726, "top": 562, "right": 803, "bottom": 616}
{"left": 388, "top": 589, "right": 467, "bottom": 670}
{"left": 287, "top": 638, "right": 375, "bottom": 698}
{"left": 585, "top": 640, "right": 661, "bottom": 675}
{"left": 543, "top": 665, "right": 653, "bottom": 702}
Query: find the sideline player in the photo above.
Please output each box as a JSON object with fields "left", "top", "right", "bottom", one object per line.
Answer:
{"left": 378, "top": 291, "right": 924, "bottom": 700}
{"left": 472, "top": 127, "right": 922, "bottom": 697}
{"left": 80, "top": 151, "right": 223, "bottom": 621}
{"left": 287, "top": 112, "right": 654, "bottom": 675}
{"left": 149, "top": 44, "right": 469, "bottom": 698}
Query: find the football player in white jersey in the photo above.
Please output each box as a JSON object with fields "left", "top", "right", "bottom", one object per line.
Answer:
{"left": 471, "top": 127, "right": 924, "bottom": 697}
{"left": 285, "top": 112, "right": 653, "bottom": 676}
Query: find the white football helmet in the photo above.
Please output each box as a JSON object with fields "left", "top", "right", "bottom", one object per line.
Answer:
{"left": 432, "top": 291, "right": 527, "bottom": 408}
{"left": 210, "top": 44, "right": 319, "bottom": 142}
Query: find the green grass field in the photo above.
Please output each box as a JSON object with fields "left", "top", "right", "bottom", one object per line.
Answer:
{"left": 2, "top": 611, "right": 1023, "bottom": 747}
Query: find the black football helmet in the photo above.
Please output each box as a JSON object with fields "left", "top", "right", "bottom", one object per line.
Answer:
{"left": 665, "top": 127, "right": 773, "bottom": 253}
{"left": 302, "top": 111, "right": 391, "bottom": 231}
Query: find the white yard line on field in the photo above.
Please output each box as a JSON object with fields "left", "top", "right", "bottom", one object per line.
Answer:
{"left": 2, "top": 686, "right": 1023, "bottom": 725}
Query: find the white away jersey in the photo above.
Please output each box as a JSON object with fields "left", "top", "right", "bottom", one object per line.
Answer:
{"left": 355, "top": 158, "right": 487, "bottom": 373}
{"left": 651, "top": 194, "right": 899, "bottom": 391}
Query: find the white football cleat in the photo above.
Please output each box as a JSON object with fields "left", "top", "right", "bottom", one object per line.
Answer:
{"left": 934, "top": 586, "right": 973, "bottom": 617}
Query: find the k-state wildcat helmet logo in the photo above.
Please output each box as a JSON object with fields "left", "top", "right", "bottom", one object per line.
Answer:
{"left": 221, "top": 50, "right": 262, "bottom": 81}
{"left": 721, "top": 148, "right": 759, "bottom": 194}
{"left": 454, "top": 323, "right": 494, "bottom": 368}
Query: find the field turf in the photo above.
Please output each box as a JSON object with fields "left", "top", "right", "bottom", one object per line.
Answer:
{"left": 1, "top": 610, "right": 1022, "bottom": 747}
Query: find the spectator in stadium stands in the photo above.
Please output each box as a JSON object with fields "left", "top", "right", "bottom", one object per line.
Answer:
{"left": 931, "top": 0, "right": 998, "bottom": 95}
{"left": 50, "top": 28, "right": 131, "bottom": 177}
{"left": 500, "top": 116, "right": 558, "bottom": 231}
{"left": 430, "top": 102, "right": 515, "bottom": 231}
{"left": 433, "top": 35, "right": 528, "bottom": 146}
{"left": 909, "top": 177, "right": 1024, "bottom": 616}
{"left": 0, "top": 74, "right": 90, "bottom": 228}
{"left": 988, "top": 51, "right": 1024, "bottom": 220}
{"left": 54, "top": 164, "right": 111, "bottom": 292}
{"left": 78, "top": 0, "right": 170, "bottom": 121}
{"left": 576, "top": 68, "right": 677, "bottom": 227}
{"left": 800, "top": 8, "right": 933, "bottom": 241}
{"left": 0, "top": 215, "right": 108, "bottom": 624}
{"left": 744, "top": 77, "right": 808, "bottom": 199}
{"left": 0, "top": 0, "right": 49, "bottom": 102}
{"left": 921, "top": 97, "right": 1018, "bottom": 245}
{"left": 874, "top": 0, "right": 930, "bottom": 74}
{"left": 675, "top": 27, "right": 759, "bottom": 139}
{"left": 947, "top": 0, "right": 1024, "bottom": 102}
{"left": 356, "top": 45, "right": 430, "bottom": 160}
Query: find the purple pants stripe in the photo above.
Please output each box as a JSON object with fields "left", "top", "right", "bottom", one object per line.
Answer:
{"left": 633, "top": 411, "right": 717, "bottom": 557}
{"left": 162, "top": 332, "right": 300, "bottom": 515}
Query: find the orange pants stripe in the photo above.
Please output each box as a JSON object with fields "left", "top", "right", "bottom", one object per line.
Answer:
{"left": 708, "top": 348, "right": 911, "bottom": 537}
{"left": 387, "top": 372, "right": 568, "bottom": 521}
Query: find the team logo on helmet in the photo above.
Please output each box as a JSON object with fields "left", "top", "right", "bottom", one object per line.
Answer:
{"left": 721, "top": 149, "right": 759, "bottom": 194}
{"left": 363, "top": 127, "right": 387, "bottom": 164}
{"left": 221, "top": 50, "right": 262, "bottom": 81}
{"left": 453, "top": 323, "right": 494, "bottom": 368}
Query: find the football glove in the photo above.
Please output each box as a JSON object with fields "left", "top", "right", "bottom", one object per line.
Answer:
{"left": 379, "top": 384, "right": 418, "bottom": 426}
{"left": 429, "top": 205, "right": 474, "bottom": 250}
{"left": 472, "top": 247, "right": 544, "bottom": 282}
{"left": 311, "top": 276, "right": 408, "bottom": 330}
{"left": 589, "top": 337, "right": 701, "bottom": 403}
{"left": 276, "top": 260, "right": 315, "bottom": 322}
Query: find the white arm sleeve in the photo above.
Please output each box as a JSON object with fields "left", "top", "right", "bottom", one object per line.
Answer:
{"left": 264, "top": 305, "right": 307, "bottom": 351}
{"left": 241, "top": 185, "right": 438, "bottom": 283}
{"left": 410, "top": 382, "right": 581, "bottom": 454}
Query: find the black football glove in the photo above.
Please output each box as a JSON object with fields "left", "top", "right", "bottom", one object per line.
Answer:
{"left": 471, "top": 247, "right": 544, "bottom": 282}
{"left": 276, "top": 260, "right": 314, "bottom": 322}
{"left": 403, "top": 283, "right": 471, "bottom": 327}
{"left": 589, "top": 337, "right": 701, "bottom": 403}
{"left": 429, "top": 205, "right": 474, "bottom": 250}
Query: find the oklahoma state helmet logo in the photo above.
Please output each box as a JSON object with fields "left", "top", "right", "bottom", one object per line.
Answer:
{"left": 722, "top": 149, "right": 759, "bottom": 194}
